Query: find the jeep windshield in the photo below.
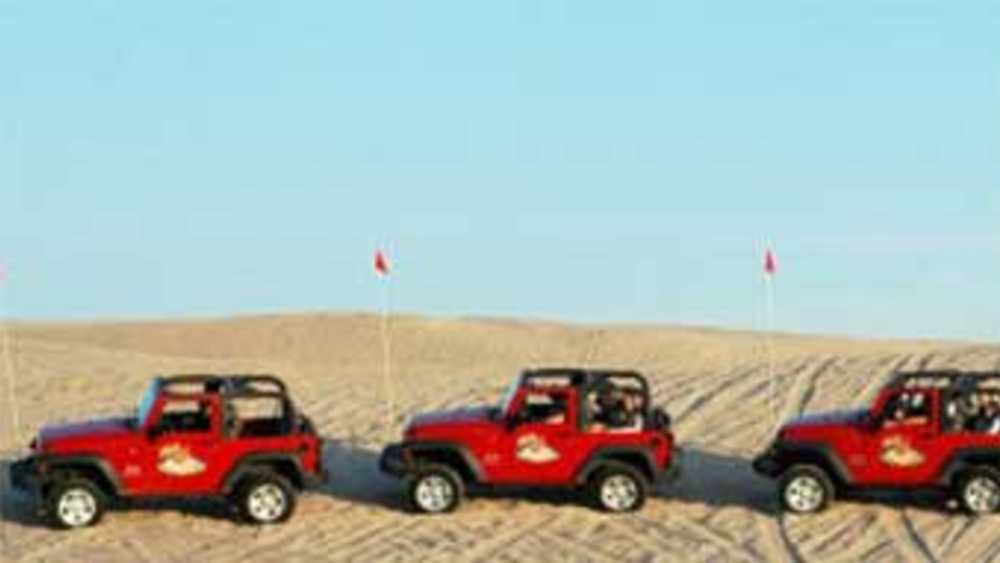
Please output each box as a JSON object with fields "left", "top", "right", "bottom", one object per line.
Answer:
{"left": 135, "top": 381, "right": 159, "bottom": 427}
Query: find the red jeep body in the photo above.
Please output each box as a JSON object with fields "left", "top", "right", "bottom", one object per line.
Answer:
{"left": 380, "top": 368, "right": 679, "bottom": 513}
{"left": 755, "top": 371, "right": 1000, "bottom": 513}
{"left": 10, "top": 375, "right": 326, "bottom": 528}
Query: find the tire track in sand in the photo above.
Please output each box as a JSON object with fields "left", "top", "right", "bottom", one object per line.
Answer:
{"left": 878, "top": 509, "right": 938, "bottom": 563}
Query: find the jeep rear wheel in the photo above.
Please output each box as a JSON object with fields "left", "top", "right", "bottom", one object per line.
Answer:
{"left": 588, "top": 462, "right": 648, "bottom": 513}
{"left": 236, "top": 471, "right": 297, "bottom": 525}
{"left": 958, "top": 468, "right": 1000, "bottom": 515}
{"left": 47, "top": 479, "right": 106, "bottom": 530}
{"left": 779, "top": 465, "right": 833, "bottom": 514}
{"left": 407, "top": 464, "right": 464, "bottom": 514}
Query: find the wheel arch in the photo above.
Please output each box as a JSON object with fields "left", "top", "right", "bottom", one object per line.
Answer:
{"left": 770, "top": 442, "right": 853, "bottom": 489}
{"left": 44, "top": 455, "right": 123, "bottom": 498}
{"left": 221, "top": 452, "right": 306, "bottom": 494}
{"left": 575, "top": 447, "right": 657, "bottom": 485}
{"left": 938, "top": 448, "right": 1000, "bottom": 488}
{"left": 404, "top": 442, "right": 485, "bottom": 485}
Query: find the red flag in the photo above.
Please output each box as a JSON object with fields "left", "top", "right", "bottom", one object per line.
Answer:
{"left": 374, "top": 249, "right": 391, "bottom": 277}
{"left": 763, "top": 248, "right": 777, "bottom": 276}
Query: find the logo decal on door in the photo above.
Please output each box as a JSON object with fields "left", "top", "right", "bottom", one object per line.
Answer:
{"left": 880, "top": 435, "right": 926, "bottom": 468}
{"left": 157, "top": 443, "right": 207, "bottom": 476}
{"left": 516, "top": 434, "right": 560, "bottom": 464}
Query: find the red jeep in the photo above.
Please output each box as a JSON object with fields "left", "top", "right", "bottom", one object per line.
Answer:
{"left": 755, "top": 371, "right": 1000, "bottom": 514}
{"left": 379, "top": 368, "right": 679, "bottom": 513}
{"left": 9, "top": 375, "right": 326, "bottom": 529}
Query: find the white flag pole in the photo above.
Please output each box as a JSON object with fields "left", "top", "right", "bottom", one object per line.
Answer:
{"left": 764, "top": 241, "right": 777, "bottom": 425}
{"left": 380, "top": 279, "right": 394, "bottom": 432}
{"left": 376, "top": 249, "right": 395, "bottom": 436}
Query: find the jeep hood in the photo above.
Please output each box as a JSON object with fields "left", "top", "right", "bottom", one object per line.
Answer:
{"left": 408, "top": 406, "right": 496, "bottom": 429}
{"left": 39, "top": 417, "right": 136, "bottom": 449}
{"left": 784, "top": 408, "right": 867, "bottom": 430}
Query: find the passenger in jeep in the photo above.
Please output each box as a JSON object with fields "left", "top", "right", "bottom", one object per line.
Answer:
{"left": 590, "top": 387, "right": 643, "bottom": 433}
{"left": 973, "top": 394, "right": 1000, "bottom": 434}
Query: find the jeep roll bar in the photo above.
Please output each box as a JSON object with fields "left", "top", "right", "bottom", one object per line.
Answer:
{"left": 888, "top": 371, "right": 1000, "bottom": 391}
{"left": 520, "top": 368, "right": 654, "bottom": 430}
{"left": 159, "top": 374, "right": 290, "bottom": 397}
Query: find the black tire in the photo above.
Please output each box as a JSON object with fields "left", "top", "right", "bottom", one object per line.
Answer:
{"left": 956, "top": 467, "right": 1000, "bottom": 515}
{"left": 235, "top": 470, "right": 298, "bottom": 525}
{"left": 587, "top": 462, "right": 649, "bottom": 513}
{"left": 406, "top": 463, "right": 464, "bottom": 514}
{"left": 46, "top": 478, "right": 107, "bottom": 530}
{"left": 778, "top": 464, "right": 834, "bottom": 514}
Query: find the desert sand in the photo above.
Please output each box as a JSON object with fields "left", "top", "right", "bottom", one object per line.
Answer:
{"left": 0, "top": 313, "right": 996, "bottom": 562}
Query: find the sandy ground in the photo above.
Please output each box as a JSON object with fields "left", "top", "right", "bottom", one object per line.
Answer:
{"left": 0, "top": 313, "right": 997, "bottom": 562}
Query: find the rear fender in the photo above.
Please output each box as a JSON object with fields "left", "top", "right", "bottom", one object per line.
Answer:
{"left": 221, "top": 452, "right": 307, "bottom": 494}
{"left": 937, "top": 448, "right": 1000, "bottom": 487}
{"left": 575, "top": 447, "right": 658, "bottom": 485}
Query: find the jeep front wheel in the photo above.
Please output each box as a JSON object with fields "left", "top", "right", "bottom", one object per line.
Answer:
{"left": 407, "top": 464, "right": 464, "bottom": 514}
{"left": 779, "top": 465, "right": 833, "bottom": 514}
{"left": 47, "top": 479, "right": 106, "bottom": 529}
{"left": 958, "top": 468, "right": 1000, "bottom": 515}
{"left": 589, "top": 463, "right": 648, "bottom": 513}
{"left": 236, "top": 471, "right": 297, "bottom": 525}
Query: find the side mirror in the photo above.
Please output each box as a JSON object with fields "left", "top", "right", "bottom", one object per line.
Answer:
{"left": 867, "top": 411, "right": 883, "bottom": 430}
{"left": 505, "top": 411, "right": 523, "bottom": 431}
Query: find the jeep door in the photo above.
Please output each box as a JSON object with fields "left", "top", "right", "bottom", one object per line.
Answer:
{"left": 492, "top": 387, "right": 584, "bottom": 484}
{"left": 863, "top": 389, "right": 946, "bottom": 485}
{"left": 141, "top": 394, "right": 225, "bottom": 494}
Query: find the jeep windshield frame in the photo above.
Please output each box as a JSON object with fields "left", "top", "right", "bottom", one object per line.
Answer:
{"left": 498, "top": 376, "right": 521, "bottom": 419}
{"left": 136, "top": 379, "right": 161, "bottom": 428}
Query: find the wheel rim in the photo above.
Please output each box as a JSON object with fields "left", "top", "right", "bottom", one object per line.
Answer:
{"left": 57, "top": 488, "right": 98, "bottom": 527}
{"left": 600, "top": 474, "right": 639, "bottom": 511}
{"left": 248, "top": 483, "right": 288, "bottom": 522}
{"left": 784, "top": 475, "right": 825, "bottom": 513}
{"left": 414, "top": 475, "right": 454, "bottom": 512}
{"left": 965, "top": 477, "right": 1000, "bottom": 513}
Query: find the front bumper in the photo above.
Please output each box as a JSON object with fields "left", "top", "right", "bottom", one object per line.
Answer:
{"left": 10, "top": 457, "right": 40, "bottom": 491}
{"left": 752, "top": 445, "right": 783, "bottom": 478}
{"left": 379, "top": 443, "right": 409, "bottom": 478}
{"left": 9, "top": 456, "right": 44, "bottom": 507}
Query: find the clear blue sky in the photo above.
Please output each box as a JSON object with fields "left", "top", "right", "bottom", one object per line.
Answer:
{"left": 1, "top": 1, "right": 998, "bottom": 340}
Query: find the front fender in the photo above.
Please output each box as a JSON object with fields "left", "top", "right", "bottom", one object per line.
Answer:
{"left": 753, "top": 441, "right": 854, "bottom": 485}
{"left": 32, "top": 453, "right": 124, "bottom": 495}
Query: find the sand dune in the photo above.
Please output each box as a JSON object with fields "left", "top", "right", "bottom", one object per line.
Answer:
{"left": 1, "top": 313, "right": 995, "bottom": 562}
